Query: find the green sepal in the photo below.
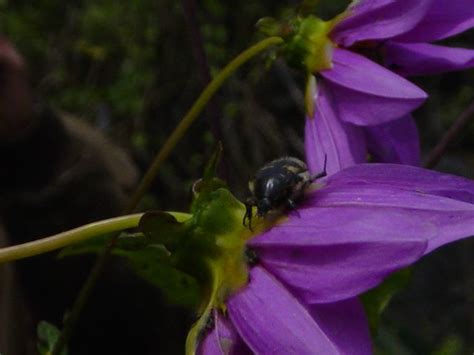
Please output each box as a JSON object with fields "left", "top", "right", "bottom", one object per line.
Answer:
{"left": 58, "top": 147, "right": 250, "bottom": 315}
{"left": 193, "top": 188, "right": 245, "bottom": 236}
{"left": 137, "top": 211, "right": 212, "bottom": 301}
{"left": 59, "top": 213, "right": 201, "bottom": 309}
{"left": 37, "top": 321, "right": 67, "bottom": 355}
{"left": 139, "top": 211, "right": 188, "bottom": 252}
{"left": 305, "top": 73, "right": 317, "bottom": 117}
{"left": 203, "top": 142, "right": 223, "bottom": 181}
{"left": 114, "top": 245, "right": 201, "bottom": 309}
{"left": 190, "top": 142, "right": 228, "bottom": 216}
{"left": 283, "top": 15, "right": 333, "bottom": 73}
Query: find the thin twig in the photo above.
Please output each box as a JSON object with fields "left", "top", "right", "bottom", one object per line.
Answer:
{"left": 181, "top": 0, "right": 212, "bottom": 89}
{"left": 181, "top": 0, "right": 227, "bottom": 177}
{"left": 424, "top": 100, "right": 474, "bottom": 169}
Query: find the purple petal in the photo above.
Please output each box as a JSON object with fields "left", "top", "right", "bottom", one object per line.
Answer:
{"left": 384, "top": 42, "right": 474, "bottom": 76}
{"left": 227, "top": 266, "right": 341, "bottom": 354}
{"left": 313, "top": 185, "right": 474, "bottom": 213}
{"left": 321, "top": 48, "right": 427, "bottom": 125}
{"left": 364, "top": 115, "right": 420, "bottom": 165}
{"left": 198, "top": 311, "right": 251, "bottom": 355}
{"left": 314, "top": 196, "right": 474, "bottom": 255}
{"left": 327, "top": 164, "right": 474, "bottom": 204}
{"left": 331, "top": 0, "right": 431, "bottom": 47}
{"left": 305, "top": 82, "right": 367, "bottom": 175}
{"left": 309, "top": 298, "right": 372, "bottom": 355}
{"left": 393, "top": 0, "right": 474, "bottom": 42}
{"left": 251, "top": 165, "right": 474, "bottom": 302}
{"left": 319, "top": 165, "right": 474, "bottom": 252}
{"left": 251, "top": 208, "right": 428, "bottom": 303}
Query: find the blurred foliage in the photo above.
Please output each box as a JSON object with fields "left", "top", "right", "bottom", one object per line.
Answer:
{"left": 1, "top": 0, "right": 473, "bottom": 353}
{"left": 37, "top": 321, "right": 67, "bottom": 355}
{"left": 0, "top": 0, "right": 355, "bottom": 208}
{"left": 362, "top": 268, "right": 412, "bottom": 336}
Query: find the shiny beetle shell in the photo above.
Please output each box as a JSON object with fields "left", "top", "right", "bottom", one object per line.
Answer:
{"left": 243, "top": 156, "right": 326, "bottom": 228}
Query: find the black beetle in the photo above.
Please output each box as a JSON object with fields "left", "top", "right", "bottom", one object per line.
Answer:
{"left": 243, "top": 156, "right": 327, "bottom": 228}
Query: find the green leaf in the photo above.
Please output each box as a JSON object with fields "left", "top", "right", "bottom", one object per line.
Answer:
{"left": 57, "top": 149, "right": 246, "bottom": 311}
{"left": 138, "top": 210, "right": 213, "bottom": 284}
{"left": 59, "top": 219, "right": 200, "bottom": 308}
{"left": 139, "top": 211, "right": 187, "bottom": 251}
{"left": 361, "top": 268, "right": 412, "bottom": 335}
{"left": 116, "top": 246, "right": 201, "bottom": 309}
{"left": 190, "top": 144, "right": 227, "bottom": 215}
{"left": 37, "top": 321, "right": 67, "bottom": 355}
{"left": 202, "top": 142, "right": 223, "bottom": 181}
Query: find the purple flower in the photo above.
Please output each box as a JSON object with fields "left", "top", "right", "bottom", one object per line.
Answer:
{"left": 304, "top": 0, "right": 474, "bottom": 175}
{"left": 197, "top": 163, "right": 474, "bottom": 354}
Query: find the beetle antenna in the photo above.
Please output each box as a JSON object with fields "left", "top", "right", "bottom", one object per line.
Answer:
{"left": 310, "top": 154, "right": 328, "bottom": 182}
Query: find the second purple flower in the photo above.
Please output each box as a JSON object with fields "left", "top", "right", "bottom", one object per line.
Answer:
{"left": 273, "top": 0, "right": 474, "bottom": 174}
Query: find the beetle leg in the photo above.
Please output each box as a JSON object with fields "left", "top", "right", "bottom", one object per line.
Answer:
{"left": 310, "top": 153, "right": 328, "bottom": 182}
{"left": 243, "top": 205, "right": 250, "bottom": 227}
{"left": 245, "top": 247, "right": 259, "bottom": 266}
{"left": 243, "top": 199, "right": 255, "bottom": 230}
{"left": 286, "top": 199, "right": 301, "bottom": 218}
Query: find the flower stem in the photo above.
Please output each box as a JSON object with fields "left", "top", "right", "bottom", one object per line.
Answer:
{"left": 424, "top": 100, "right": 474, "bottom": 168}
{"left": 185, "top": 261, "right": 222, "bottom": 355}
{"left": 125, "top": 36, "right": 283, "bottom": 211}
{"left": 0, "top": 214, "right": 143, "bottom": 264}
{"left": 51, "top": 36, "right": 283, "bottom": 355}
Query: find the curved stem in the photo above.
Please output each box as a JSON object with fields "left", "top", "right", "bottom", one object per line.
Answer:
{"left": 125, "top": 36, "right": 283, "bottom": 211}
{"left": 51, "top": 36, "right": 283, "bottom": 355}
{"left": 0, "top": 214, "right": 143, "bottom": 264}
{"left": 185, "top": 261, "right": 222, "bottom": 355}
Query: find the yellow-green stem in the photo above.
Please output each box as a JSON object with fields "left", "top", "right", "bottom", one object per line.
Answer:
{"left": 17, "top": 36, "right": 283, "bottom": 355}
{"left": 0, "top": 214, "right": 143, "bottom": 264}
{"left": 185, "top": 260, "right": 222, "bottom": 355}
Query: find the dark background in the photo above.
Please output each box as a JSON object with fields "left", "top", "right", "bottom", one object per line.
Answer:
{"left": 1, "top": 0, "right": 473, "bottom": 354}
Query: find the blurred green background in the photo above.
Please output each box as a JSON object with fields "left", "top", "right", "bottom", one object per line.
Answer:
{"left": 1, "top": 0, "right": 473, "bottom": 353}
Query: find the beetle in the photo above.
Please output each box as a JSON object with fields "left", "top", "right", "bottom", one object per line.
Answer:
{"left": 243, "top": 156, "right": 327, "bottom": 229}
